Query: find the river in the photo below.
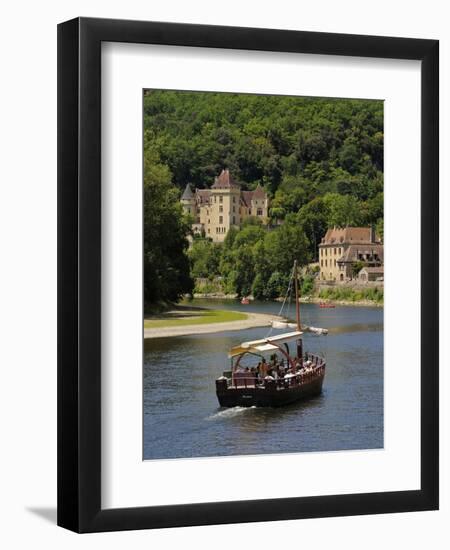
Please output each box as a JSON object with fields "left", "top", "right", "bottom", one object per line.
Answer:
{"left": 143, "top": 299, "right": 383, "bottom": 460}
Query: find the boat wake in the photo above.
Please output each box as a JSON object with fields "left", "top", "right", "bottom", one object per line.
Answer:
{"left": 206, "top": 406, "right": 257, "bottom": 421}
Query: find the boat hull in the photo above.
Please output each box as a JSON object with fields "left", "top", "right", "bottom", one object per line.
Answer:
{"left": 216, "top": 374, "right": 324, "bottom": 408}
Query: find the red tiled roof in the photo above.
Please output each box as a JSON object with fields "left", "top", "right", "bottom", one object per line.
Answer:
{"left": 338, "top": 244, "right": 384, "bottom": 263}
{"left": 241, "top": 191, "right": 254, "bottom": 207}
{"left": 252, "top": 184, "right": 266, "bottom": 199}
{"left": 321, "top": 227, "right": 380, "bottom": 245}
{"left": 211, "top": 169, "right": 240, "bottom": 189}
{"left": 240, "top": 187, "right": 267, "bottom": 207}
{"left": 196, "top": 189, "right": 211, "bottom": 204}
{"left": 360, "top": 266, "right": 384, "bottom": 273}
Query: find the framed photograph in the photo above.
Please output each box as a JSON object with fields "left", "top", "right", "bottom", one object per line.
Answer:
{"left": 57, "top": 17, "right": 439, "bottom": 533}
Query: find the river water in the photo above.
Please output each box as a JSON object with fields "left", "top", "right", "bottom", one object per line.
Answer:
{"left": 143, "top": 299, "right": 383, "bottom": 460}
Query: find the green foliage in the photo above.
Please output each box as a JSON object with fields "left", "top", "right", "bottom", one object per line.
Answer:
{"left": 376, "top": 218, "right": 384, "bottom": 242}
{"left": 188, "top": 239, "right": 221, "bottom": 278}
{"left": 144, "top": 92, "right": 383, "bottom": 206}
{"left": 143, "top": 134, "right": 193, "bottom": 306}
{"left": 301, "top": 275, "right": 315, "bottom": 296}
{"left": 143, "top": 91, "right": 384, "bottom": 301}
{"left": 319, "top": 286, "right": 383, "bottom": 304}
{"left": 352, "top": 260, "right": 365, "bottom": 275}
{"left": 187, "top": 216, "right": 311, "bottom": 299}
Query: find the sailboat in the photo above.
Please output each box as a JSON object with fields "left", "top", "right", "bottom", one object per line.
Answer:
{"left": 215, "top": 261, "right": 327, "bottom": 407}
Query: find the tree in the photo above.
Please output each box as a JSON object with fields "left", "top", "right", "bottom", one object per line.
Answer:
{"left": 143, "top": 91, "right": 384, "bottom": 301}
{"left": 188, "top": 240, "right": 221, "bottom": 278}
{"left": 297, "top": 197, "right": 329, "bottom": 260}
{"left": 143, "top": 136, "right": 193, "bottom": 307}
{"left": 264, "top": 215, "right": 311, "bottom": 274}
{"left": 322, "top": 192, "right": 362, "bottom": 227}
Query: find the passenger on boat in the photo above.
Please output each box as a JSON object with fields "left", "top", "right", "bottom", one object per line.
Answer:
{"left": 260, "top": 358, "right": 269, "bottom": 378}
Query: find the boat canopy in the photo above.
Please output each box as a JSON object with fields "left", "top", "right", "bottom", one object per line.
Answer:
{"left": 228, "top": 330, "right": 302, "bottom": 358}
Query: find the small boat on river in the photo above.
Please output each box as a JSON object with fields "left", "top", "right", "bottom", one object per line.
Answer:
{"left": 216, "top": 261, "right": 327, "bottom": 407}
{"left": 319, "top": 302, "right": 335, "bottom": 308}
{"left": 241, "top": 297, "right": 250, "bottom": 305}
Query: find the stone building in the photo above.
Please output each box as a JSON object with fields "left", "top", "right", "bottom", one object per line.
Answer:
{"left": 181, "top": 169, "right": 269, "bottom": 243}
{"left": 358, "top": 266, "right": 384, "bottom": 282}
{"left": 318, "top": 226, "right": 383, "bottom": 282}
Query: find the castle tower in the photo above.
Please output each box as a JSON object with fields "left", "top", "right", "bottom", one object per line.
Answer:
{"left": 180, "top": 183, "right": 196, "bottom": 218}
{"left": 210, "top": 169, "right": 241, "bottom": 242}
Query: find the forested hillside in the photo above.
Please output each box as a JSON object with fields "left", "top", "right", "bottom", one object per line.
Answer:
{"left": 143, "top": 90, "right": 384, "bottom": 304}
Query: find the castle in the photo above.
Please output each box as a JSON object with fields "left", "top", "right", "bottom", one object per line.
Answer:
{"left": 181, "top": 169, "right": 269, "bottom": 243}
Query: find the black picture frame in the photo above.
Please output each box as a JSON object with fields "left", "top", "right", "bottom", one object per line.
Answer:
{"left": 57, "top": 17, "right": 439, "bottom": 533}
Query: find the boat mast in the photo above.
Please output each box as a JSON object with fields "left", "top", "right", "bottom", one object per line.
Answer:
{"left": 294, "top": 260, "right": 303, "bottom": 367}
{"left": 294, "top": 260, "right": 301, "bottom": 330}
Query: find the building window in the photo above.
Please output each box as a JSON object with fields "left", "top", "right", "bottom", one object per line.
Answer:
{"left": 248, "top": 209, "right": 251, "bottom": 215}
{"left": 219, "top": 216, "right": 223, "bottom": 224}
{"left": 208, "top": 229, "right": 210, "bottom": 234}
{"left": 334, "top": 259, "right": 337, "bottom": 267}
{"left": 325, "top": 259, "right": 327, "bottom": 267}
{"left": 325, "top": 249, "right": 327, "bottom": 256}
{"left": 257, "top": 208, "right": 263, "bottom": 216}
{"left": 321, "top": 260, "right": 323, "bottom": 267}
{"left": 219, "top": 205, "right": 223, "bottom": 213}
{"left": 233, "top": 196, "right": 236, "bottom": 203}
{"left": 232, "top": 216, "right": 235, "bottom": 224}
{"left": 207, "top": 219, "right": 210, "bottom": 224}
{"left": 233, "top": 206, "right": 235, "bottom": 213}
{"left": 219, "top": 195, "right": 223, "bottom": 203}
{"left": 334, "top": 248, "right": 336, "bottom": 255}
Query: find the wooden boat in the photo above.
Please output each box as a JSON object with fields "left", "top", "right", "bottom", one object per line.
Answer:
{"left": 241, "top": 297, "right": 250, "bottom": 305}
{"left": 216, "top": 261, "right": 326, "bottom": 407}
{"left": 319, "top": 302, "right": 335, "bottom": 308}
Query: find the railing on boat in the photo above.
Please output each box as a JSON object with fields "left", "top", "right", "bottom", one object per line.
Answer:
{"left": 225, "top": 354, "right": 326, "bottom": 390}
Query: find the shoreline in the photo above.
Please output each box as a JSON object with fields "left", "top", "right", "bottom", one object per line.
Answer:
{"left": 144, "top": 311, "right": 281, "bottom": 339}
{"left": 192, "top": 293, "right": 383, "bottom": 308}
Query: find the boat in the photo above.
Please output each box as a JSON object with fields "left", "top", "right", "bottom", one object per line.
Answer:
{"left": 216, "top": 261, "right": 326, "bottom": 407}
{"left": 241, "top": 297, "right": 250, "bottom": 305}
{"left": 319, "top": 302, "right": 335, "bottom": 308}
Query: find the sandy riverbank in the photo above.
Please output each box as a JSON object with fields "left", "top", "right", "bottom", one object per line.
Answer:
{"left": 144, "top": 311, "right": 281, "bottom": 339}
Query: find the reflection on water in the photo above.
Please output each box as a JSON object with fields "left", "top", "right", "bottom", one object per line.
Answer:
{"left": 143, "top": 300, "right": 383, "bottom": 460}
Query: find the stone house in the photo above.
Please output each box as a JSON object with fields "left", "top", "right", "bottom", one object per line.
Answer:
{"left": 358, "top": 266, "right": 384, "bottom": 282}
{"left": 318, "top": 226, "right": 383, "bottom": 282}
{"left": 181, "top": 169, "right": 269, "bottom": 243}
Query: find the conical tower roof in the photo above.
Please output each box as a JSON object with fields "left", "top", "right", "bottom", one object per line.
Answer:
{"left": 181, "top": 183, "right": 194, "bottom": 200}
{"left": 211, "top": 169, "right": 240, "bottom": 189}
